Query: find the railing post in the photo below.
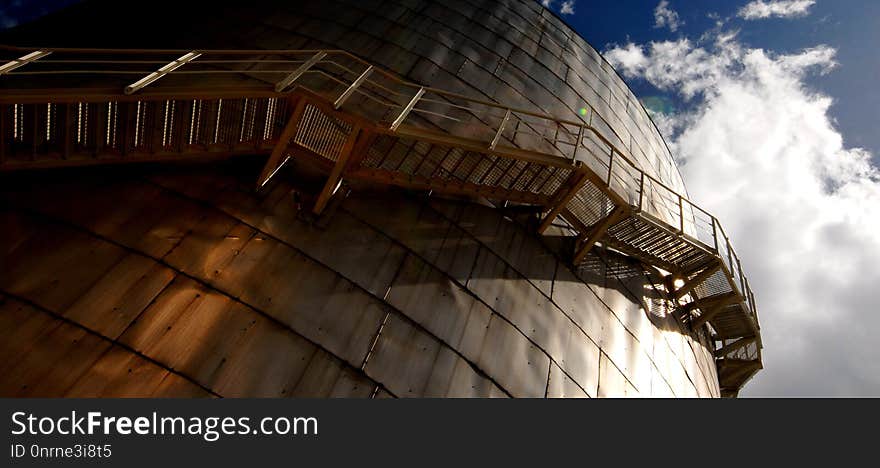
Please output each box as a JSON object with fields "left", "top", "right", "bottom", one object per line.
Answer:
{"left": 276, "top": 51, "right": 327, "bottom": 92}
{"left": 637, "top": 172, "right": 645, "bottom": 212}
{"left": 125, "top": 51, "right": 201, "bottom": 95}
{"left": 727, "top": 240, "right": 734, "bottom": 273}
{"left": 744, "top": 278, "right": 752, "bottom": 310}
{"left": 572, "top": 124, "right": 583, "bottom": 161}
{"left": 334, "top": 65, "right": 374, "bottom": 109}
{"left": 606, "top": 149, "right": 614, "bottom": 185}
{"left": 390, "top": 87, "right": 425, "bottom": 132}
{"left": 490, "top": 109, "right": 511, "bottom": 150}
{"left": 0, "top": 50, "right": 51, "bottom": 75}
{"left": 712, "top": 218, "right": 719, "bottom": 254}
{"left": 678, "top": 195, "right": 685, "bottom": 233}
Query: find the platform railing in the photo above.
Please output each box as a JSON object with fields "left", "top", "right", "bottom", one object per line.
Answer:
{"left": 0, "top": 46, "right": 761, "bottom": 378}
{"left": 0, "top": 46, "right": 753, "bottom": 270}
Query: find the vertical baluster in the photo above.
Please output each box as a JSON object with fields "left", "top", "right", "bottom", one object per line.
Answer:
{"left": 737, "top": 258, "right": 746, "bottom": 294}
{"left": 678, "top": 196, "right": 685, "bottom": 233}
{"left": 490, "top": 109, "right": 511, "bottom": 151}
{"left": 252, "top": 98, "right": 266, "bottom": 150}
{"left": 727, "top": 239, "right": 734, "bottom": 272}
{"left": 95, "top": 101, "right": 106, "bottom": 157}
{"left": 606, "top": 149, "right": 614, "bottom": 185}
{"left": 639, "top": 172, "right": 645, "bottom": 211}
{"left": 60, "top": 103, "right": 72, "bottom": 159}
{"left": 152, "top": 101, "right": 164, "bottom": 154}
{"left": 228, "top": 99, "right": 243, "bottom": 150}
{"left": 712, "top": 218, "right": 719, "bottom": 254}
{"left": 572, "top": 124, "right": 583, "bottom": 161}
{"left": 175, "top": 99, "right": 189, "bottom": 154}
{"left": 553, "top": 122, "right": 559, "bottom": 152}
{"left": 118, "top": 101, "right": 132, "bottom": 157}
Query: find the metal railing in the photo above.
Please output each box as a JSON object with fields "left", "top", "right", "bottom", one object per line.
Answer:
{"left": 0, "top": 45, "right": 758, "bottom": 338}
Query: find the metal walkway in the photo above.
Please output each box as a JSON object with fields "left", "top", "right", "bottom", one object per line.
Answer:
{"left": 0, "top": 46, "right": 762, "bottom": 396}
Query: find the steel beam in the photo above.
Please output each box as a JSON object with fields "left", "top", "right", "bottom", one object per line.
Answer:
{"left": 348, "top": 167, "right": 551, "bottom": 206}
{"left": 538, "top": 163, "right": 589, "bottom": 234}
{"left": 573, "top": 206, "right": 627, "bottom": 264}
{"left": 256, "top": 97, "right": 306, "bottom": 189}
{"left": 672, "top": 263, "right": 722, "bottom": 300}
{"left": 313, "top": 125, "right": 362, "bottom": 215}
{"left": 690, "top": 292, "right": 741, "bottom": 330}
{"left": 714, "top": 336, "right": 756, "bottom": 358}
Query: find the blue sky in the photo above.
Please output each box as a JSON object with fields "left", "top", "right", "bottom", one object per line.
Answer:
{"left": 1, "top": 1, "right": 874, "bottom": 160}
{"left": 552, "top": 0, "right": 880, "bottom": 164}
{"left": 4, "top": 0, "right": 879, "bottom": 396}
{"left": 547, "top": 0, "right": 880, "bottom": 396}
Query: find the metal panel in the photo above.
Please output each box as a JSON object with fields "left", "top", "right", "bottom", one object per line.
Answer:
{"left": 209, "top": 235, "right": 387, "bottom": 366}
{"left": 475, "top": 315, "right": 550, "bottom": 398}
{"left": 294, "top": 353, "right": 377, "bottom": 398}
{"left": 0, "top": 0, "right": 754, "bottom": 395}
{"left": 260, "top": 205, "right": 409, "bottom": 300}
{"left": 546, "top": 362, "right": 589, "bottom": 398}
{"left": 551, "top": 266, "right": 616, "bottom": 348}
{"left": 597, "top": 352, "right": 628, "bottom": 398}
{"left": 65, "top": 346, "right": 209, "bottom": 398}
{"left": 363, "top": 314, "right": 502, "bottom": 397}
{"left": 65, "top": 253, "right": 176, "bottom": 339}
{"left": 118, "top": 278, "right": 257, "bottom": 391}
{"left": 385, "top": 255, "right": 492, "bottom": 362}
{"left": 0, "top": 298, "right": 112, "bottom": 397}
{"left": 0, "top": 219, "right": 127, "bottom": 313}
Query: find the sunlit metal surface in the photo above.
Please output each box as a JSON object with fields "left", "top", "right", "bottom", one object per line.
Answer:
{"left": 0, "top": 0, "right": 762, "bottom": 397}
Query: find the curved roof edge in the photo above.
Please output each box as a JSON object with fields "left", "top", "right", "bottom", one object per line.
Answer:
{"left": 534, "top": 0, "right": 688, "bottom": 196}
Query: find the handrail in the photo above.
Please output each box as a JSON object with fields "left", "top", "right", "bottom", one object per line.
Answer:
{"left": 0, "top": 45, "right": 755, "bottom": 323}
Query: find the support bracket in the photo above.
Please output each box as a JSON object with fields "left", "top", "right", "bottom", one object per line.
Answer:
{"left": 714, "top": 336, "right": 756, "bottom": 358}
{"left": 256, "top": 97, "right": 306, "bottom": 189}
{"left": 312, "top": 125, "right": 366, "bottom": 215}
{"left": 537, "top": 163, "right": 589, "bottom": 234}
{"left": 690, "top": 292, "right": 741, "bottom": 330}
{"left": 573, "top": 206, "right": 627, "bottom": 264}
{"left": 672, "top": 263, "right": 722, "bottom": 300}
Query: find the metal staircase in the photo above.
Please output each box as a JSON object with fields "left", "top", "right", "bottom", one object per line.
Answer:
{"left": 0, "top": 46, "right": 762, "bottom": 396}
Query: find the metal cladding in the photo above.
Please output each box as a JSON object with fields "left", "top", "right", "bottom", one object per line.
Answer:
{"left": 0, "top": 162, "right": 721, "bottom": 397}
{"left": 0, "top": 0, "right": 762, "bottom": 397}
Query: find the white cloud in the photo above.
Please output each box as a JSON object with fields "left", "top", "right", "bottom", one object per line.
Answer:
{"left": 605, "top": 32, "right": 880, "bottom": 396}
{"left": 560, "top": 1, "right": 575, "bottom": 15}
{"left": 654, "top": 1, "right": 683, "bottom": 32}
{"left": 541, "top": 0, "right": 552, "bottom": 8}
{"left": 738, "top": 0, "right": 816, "bottom": 20}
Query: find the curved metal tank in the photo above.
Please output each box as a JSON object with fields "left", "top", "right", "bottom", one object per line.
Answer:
{"left": 0, "top": 0, "right": 723, "bottom": 397}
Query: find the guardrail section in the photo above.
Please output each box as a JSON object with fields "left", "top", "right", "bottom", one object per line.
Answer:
{"left": 0, "top": 46, "right": 762, "bottom": 395}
